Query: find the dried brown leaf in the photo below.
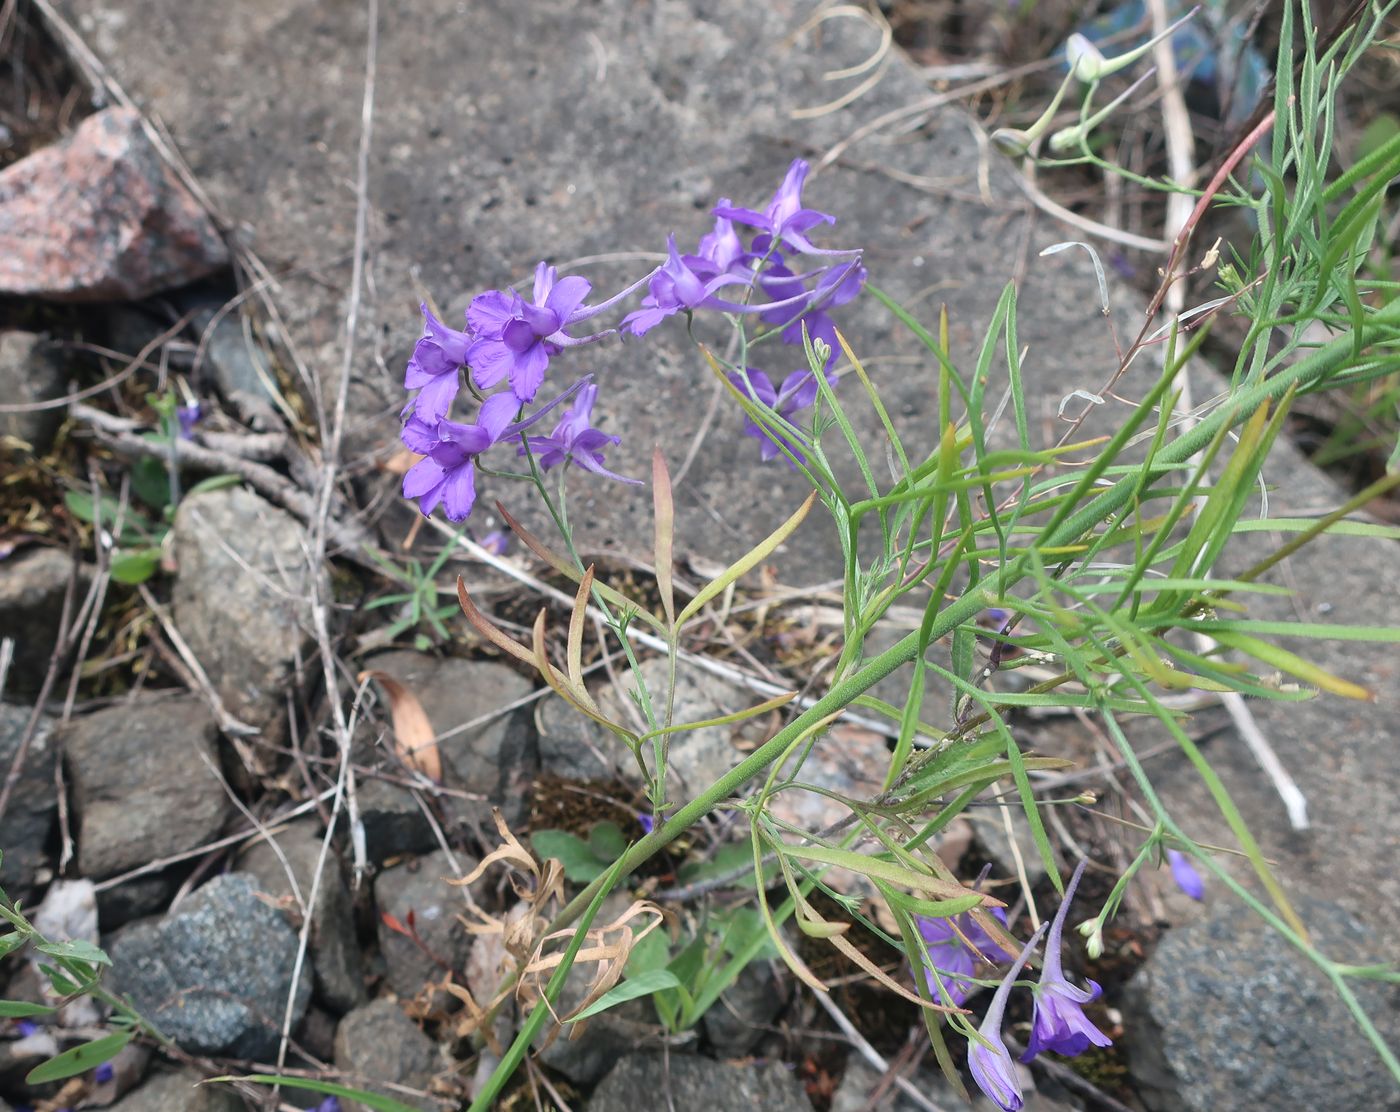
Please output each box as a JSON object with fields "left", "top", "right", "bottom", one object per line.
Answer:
{"left": 358, "top": 669, "right": 443, "bottom": 782}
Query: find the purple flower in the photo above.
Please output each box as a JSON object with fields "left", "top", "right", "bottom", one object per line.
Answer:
{"left": 728, "top": 367, "right": 832, "bottom": 465}
{"left": 176, "top": 401, "right": 201, "bottom": 440}
{"left": 516, "top": 383, "right": 640, "bottom": 484}
{"left": 915, "top": 906, "right": 1014, "bottom": 1007}
{"left": 638, "top": 812, "right": 654, "bottom": 835}
{"left": 478, "top": 530, "right": 511, "bottom": 557}
{"left": 315, "top": 1098, "right": 342, "bottom": 1112}
{"left": 404, "top": 304, "right": 472, "bottom": 422}
{"left": 760, "top": 259, "right": 866, "bottom": 351}
{"left": 715, "top": 159, "right": 837, "bottom": 256}
{"left": 402, "top": 396, "right": 515, "bottom": 522}
{"left": 467, "top": 263, "right": 594, "bottom": 402}
{"left": 696, "top": 202, "right": 748, "bottom": 273}
{"left": 622, "top": 235, "right": 750, "bottom": 337}
{"left": 94, "top": 1061, "right": 115, "bottom": 1084}
{"left": 15, "top": 1019, "right": 39, "bottom": 1037}
{"left": 1020, "top": 860, "right": 1113, "bottom": 1062}
{"left": 968, "top": 923, "right": 1046, "bottom": 1112}
{"left": 1166, "top": 849, "right": 1205, "bottom": 900}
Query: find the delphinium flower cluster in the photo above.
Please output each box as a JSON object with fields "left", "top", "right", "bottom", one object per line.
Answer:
{"left": 917, "top": 861, "right": 1112, "bottom": 1111}
{"left": 398, "top": 160, "right": 867, "bottom": 521}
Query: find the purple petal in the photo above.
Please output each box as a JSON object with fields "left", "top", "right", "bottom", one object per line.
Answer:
{"left": 400, "top": 414, "right": 442, "bottom": 454}
{"left": 545, "top": 274, "right": 593, "bottom": 322}
{"left": 476, "top": 392, "right": 521, "bottom": 441}
{"left": 467, "top": 338, "right": 515, "bottom": 391}
{"left": 439, "top": 458, "right": 478, "bottom": 521}
{"left": 1167, "top": 849, "right": 1205, "bottom": 900}
{"left": 409, "top": 369, "right": 462, "bottom": 424}
{"left": 403, "top": 456, "right": 447, "bottom": 500}
{"left": 467, "top": 289, "right": 517, "bottom": 337}
{"left": 510, "top": 343, "right": 551, "bottom": 402}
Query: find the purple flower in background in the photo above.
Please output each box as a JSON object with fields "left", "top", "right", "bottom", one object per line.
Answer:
{"left": 729, "top": 367, "right": 832, "bottom": 465}
{"left": 404, "top": 304, "right": 472, "bottom": 422}
{"left": 1020, "top": 860, "right": 1113, "bottom": 1062}
{"left": 93, "top": 1061, "right": 115, "bottom": 1084}
{"left": 915, "top": 906, "right": 1014, "bottom": 1007}
{"left": 402, "top": 393, "right": 518, "bottom": 521}
{"left": 467, "top": 263, "right": 594, "bottom": 402}
{"left": 761, "top": 259, "right": 866, "bottom": 346}
{"left": 622, "top": 234, "right": 751, "bottom": 337}
{"left": 517, "top": 383, "right": 640, "bottom": 484}
{"left": 314, "top": 1098, "right": 342, "bottom": 1112}
{"left": 1166, "top": 849, "right": 1205, "bottom": 901}
{"left": 696, "top": 201, "right": 748, "bottom": 273}
{"left": 638, "top": 812, "right": 654, "bottom": 835}
{"left": 968, "top": 924, "right": 1046, "bottom": 1111}
{"left": 478, "top": 530, "right": 511, "bottom": 557}
{"left": 715, "top": 159, "right": 837, "bottom": 255}
{"left": 176, "top": 401, "right": 201, "bottom": 440}
{"left": 14, "top": 1019, "right": 39, "bottom": 1038}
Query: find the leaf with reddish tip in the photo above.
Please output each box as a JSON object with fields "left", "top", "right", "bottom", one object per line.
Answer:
{"left": 457, "top": 577, "right": 535, "bottom": 665}
{"left": 358, "top": 670, "right": 443, "bottom": 782}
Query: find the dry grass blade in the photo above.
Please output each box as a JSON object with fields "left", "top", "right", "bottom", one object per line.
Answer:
{"left": 567, "top": 567, "right": 594, "bottom": 691}
{"left": 358, "top": 670, "right": 442, "bottom": 782}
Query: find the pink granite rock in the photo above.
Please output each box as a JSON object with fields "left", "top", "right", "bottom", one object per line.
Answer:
{"left": 0, "top": 106, "right": 227, "bottom": 301}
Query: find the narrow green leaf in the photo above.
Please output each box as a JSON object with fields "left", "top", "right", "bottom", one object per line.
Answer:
{"left": 35, "top": 938, "right": 111, "bottom": 965}
{"left": 0, "top": 1000, "right": 55, "bottom": 1018}
{"left": 208, "top": 1075, "right": 419, "bottom": 1112}
{"left": 27, "top": 1031, "right": 132, "bottom": 1084}
{"left": 571, "top": 970, "right": 683, "bottom": 1021}
{"left": 108, "top": 548, "right": 162, "bottom": 585}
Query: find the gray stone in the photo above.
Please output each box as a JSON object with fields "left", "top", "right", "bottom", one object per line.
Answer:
{"left": 701, "top": 957, "right": 788, "bottom": 1057}
{"left": 0, "top": 331, "right": 67, "bottom": 453}
{"left": 0, "top": 547, "right": 89, "bottom": 694}
{"left": 0, "top": 704, "right": 56, "bottom": 899}
{"left": 110, "top": 872, "right": 311, "bottom": 1059}
{"left": 535, "top": 689, "right": 633, "bottom": 783}
{"left": 106, "top": 1068, "right": 243, "bottom": 1112}
{"left": 589, "top": 1052, "right": 812, "bottom": 1112}
{"left": 0, "top": 106, "right": 228, "bottom": 302}
{"left": 355, "top": 775, "right": 438, "bottom": 866}
{"left": 372, "top": 848, "right": 475, "bottom": 998}
{"left": 600, "top": 657, "right": 746, "bottom": 797}
{"left": 63, "top": 695, "right": 229, "bottom": 881}
{"left": 53, "top": 0, "right": 1125, "bottom": 582}
{"left": 1123, "top": 899, "right": 1400, "bottom": 1112}
{"left": 170, "top": 486, "right": 326, "bottom": 734}
{"left": 174, "top": 286, "right": 280, "bottom": 406}
{"left": 332, "top": 998, "right": 438, "bottom": 1112}
{"left": 364, "top": 650, "right": 536, "bottom": 814}
{"left": 238, "top": 819, "right": 366, "bottom": 1012}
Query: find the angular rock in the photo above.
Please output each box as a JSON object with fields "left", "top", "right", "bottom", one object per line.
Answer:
{"left": 832, "top": 1058, "right": 1078, "bottom": 1112}
{"left": 364, "top": 650, "right": 536, "bottom": 818}
{"left": 534, "top": 689, "right": 632, "bottom": 783}
{"left": 333, "top": 998, "right": 439, "bottom": 1112}
{"left": 238, "top": 819, "right": 366, "bottom": 1012}
{"left": 0, "top": 546, "right": 89, "bottom": 694}
{"left": 355, "top": 775, "right": 439, "bottom": 867}
{"left": 1123, "top": 899, "right": 1400, "bottom": 1112}
{"left": 701, "top": 958, "right": 789, "bottom": 1058}
{"left": 171, "top": 486, "right": 326, "bottom": 733}
{"left": 0, "top": 704, "right": 57, "bottom": 900}
{"left": 589, "top": 1052, "right": 812, "bottom": 1112}
{"left": 63, "top": 695, "right": 229, "bottom": 883}
{"left": 106, "top": 1068, "right": 243, "bottom": 1112}
{"left": 109, "top": 872, "right": 311, "bottom": 1059}
{"left": 0, "top": 107, "right": 226, "bottom": 301}
{"left": 600, "top": 657, "right": 746, "bottom": 797}
{"left": 373, "top": 848, "right": 475, "bottom": 998}
{"left": 0, "top": 331, "right": 67, "bottom": 453}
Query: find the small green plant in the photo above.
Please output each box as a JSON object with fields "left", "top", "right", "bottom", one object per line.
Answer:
{"left": 65, "top": 388, "right": 235, "bottom": 585}
{"left": 362, "top": 537, "right": 465, "bottom": 649}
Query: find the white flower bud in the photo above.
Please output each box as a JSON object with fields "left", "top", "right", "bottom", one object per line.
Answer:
{"left": 1066, "top": 34, "right": 1105, "bottom": 82}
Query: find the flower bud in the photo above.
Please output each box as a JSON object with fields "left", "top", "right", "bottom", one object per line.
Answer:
{"left": 1066, "top": 34, "right": 1105, "bottom": 82}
